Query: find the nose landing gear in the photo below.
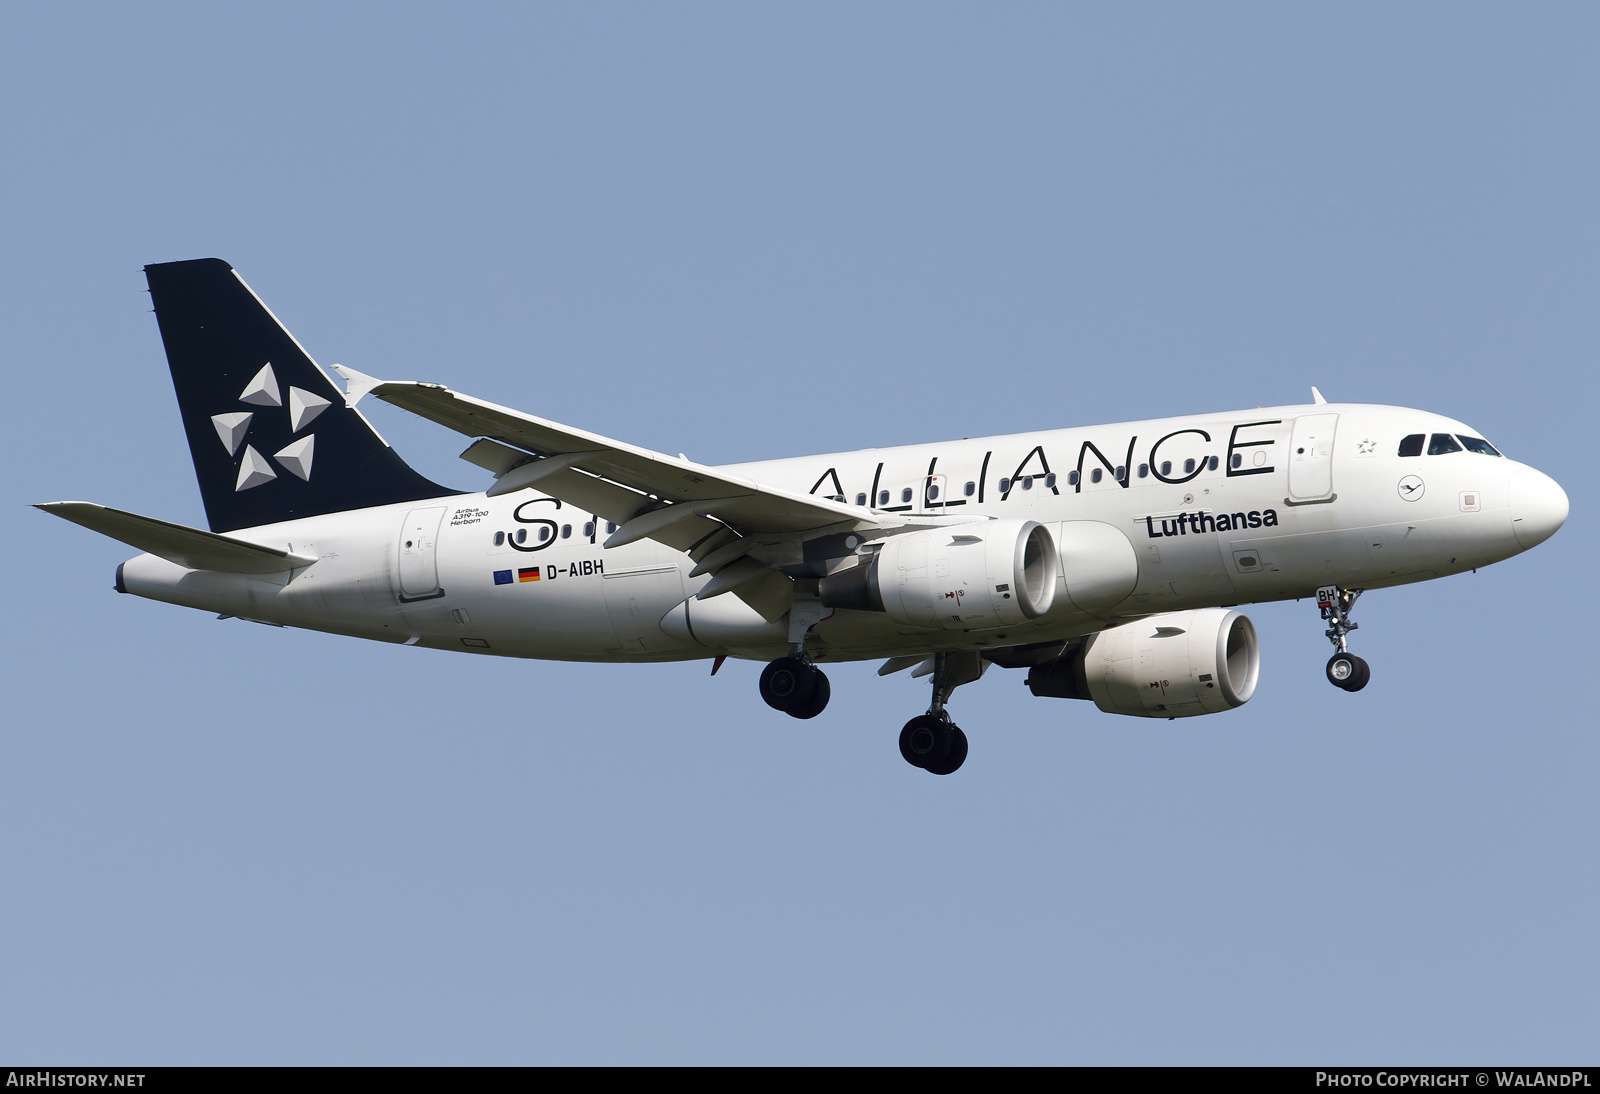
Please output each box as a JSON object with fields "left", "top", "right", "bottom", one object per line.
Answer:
{"left": 1325, "top": 650, "right": 1370, "bottom": 691}
{"left": 898, "top": 651, "right": 983, "bottom": 775}
{"left": 1318, "top": 584, "right": 1370, "bottom": 692}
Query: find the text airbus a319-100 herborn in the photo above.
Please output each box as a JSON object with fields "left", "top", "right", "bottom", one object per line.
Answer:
{"left": 40, "top": 260, "right": 1570, "bottom": 774}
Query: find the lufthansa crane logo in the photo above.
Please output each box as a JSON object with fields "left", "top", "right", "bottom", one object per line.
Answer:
{"left": 209, "top": 363, "right": 331, "bottom": 492}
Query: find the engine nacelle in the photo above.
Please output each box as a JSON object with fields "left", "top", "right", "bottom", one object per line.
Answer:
{"left": 822, "top": 520, "right": 1056, "bottom": 631}
{"left": 1026, "top": 608, "right": 1259, "bottom": 718}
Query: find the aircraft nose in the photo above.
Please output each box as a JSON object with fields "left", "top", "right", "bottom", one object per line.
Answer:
{"left": 1509, "top": 466, "right": 1569, "bottom": 550}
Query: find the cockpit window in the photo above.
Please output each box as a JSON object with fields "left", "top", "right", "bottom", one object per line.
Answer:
{"left": 1457, "top": 435, "right": 1502, "bottom": 457}
{"left": 1428, "top": 433, "right": 1463, "bottom": 455}
{"left": 1398, "top": 434, "right": 1425, "bottom": 457}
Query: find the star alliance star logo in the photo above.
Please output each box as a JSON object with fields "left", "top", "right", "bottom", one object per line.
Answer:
{"left": 209, "top": 363, "right": 330, "bottom": 492}
{"left": 1356, "top": 438, "right": 1377, "bottom": 455}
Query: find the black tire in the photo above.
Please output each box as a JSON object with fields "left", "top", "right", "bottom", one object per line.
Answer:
{"left": 1344, "top": 655, "right": 1371, "bottom": 692}
{"left": 898, "top": 714, "right": 953, "bottom": 769}
{"left": 787, "top": 669, "right": 830, "bottom": 719}
{"left": 1326, "top": 652, "right": 1370, "bottom": 692}
{"left": 924, "top": 726, "right": 968, "bottom": 776}
{"left": 760, "top": 656, "right": 816, "bottom": 712}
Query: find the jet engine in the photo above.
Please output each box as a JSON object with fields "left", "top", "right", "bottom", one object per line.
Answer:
{"left": 820, "top": 519, "right": 1056, "bottom": 631}
{"left": 1026, "top": 608, "right": 1259, "bottom": 718}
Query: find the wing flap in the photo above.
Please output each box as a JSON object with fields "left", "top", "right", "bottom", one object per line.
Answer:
{"left": 519, "top": 467, "right": 727, "bottom": 552}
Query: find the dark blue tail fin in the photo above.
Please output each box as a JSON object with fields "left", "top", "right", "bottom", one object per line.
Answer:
{"left": 146, "top": 258, "right": 456, "bottom": 533}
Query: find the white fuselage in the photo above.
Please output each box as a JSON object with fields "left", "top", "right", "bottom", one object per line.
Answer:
{"left": 116, "top": 401, "right": 1564, "bottom": 665}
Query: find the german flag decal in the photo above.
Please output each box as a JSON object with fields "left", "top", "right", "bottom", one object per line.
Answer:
{"left": 518, "top": 567, "right": 541, "bottom": 582}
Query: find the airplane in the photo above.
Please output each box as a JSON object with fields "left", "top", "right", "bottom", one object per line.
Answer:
{"left": 38, "top": 259, "right": 1570, "bottom": 775}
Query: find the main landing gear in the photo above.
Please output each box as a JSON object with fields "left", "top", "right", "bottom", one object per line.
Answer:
{"left": 759, "top": 598, "right": 832, "bottom": 720}
{"left": 759, "top": 655, "right": 831, "bottom": 719}
{"left": 899, "top": 714, "right": 968, "bottom": 776}
{"left": 898, "top": 651, "right": 983, "bottom": 776}
{"left": 1318, "top": 584, "right": 1371, "bottom": 692}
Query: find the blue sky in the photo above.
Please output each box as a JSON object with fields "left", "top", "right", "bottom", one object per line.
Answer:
{"left": 3, "top": 4, "right": 1595, "bottom": 1063}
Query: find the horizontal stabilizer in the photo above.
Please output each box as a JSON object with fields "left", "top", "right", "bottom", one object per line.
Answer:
{"left": 36, "top": 501, "right": 317, "bottom": 574}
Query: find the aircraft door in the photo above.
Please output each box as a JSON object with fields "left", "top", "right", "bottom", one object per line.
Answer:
{"left": 398, "top": 506, "right": 447, "bottom": 601}
{"left": 1288, "top": 414, "right": 1338, "bottom": 500}
{"left": 919, "top": 474, "right": 948, "bottom": 513}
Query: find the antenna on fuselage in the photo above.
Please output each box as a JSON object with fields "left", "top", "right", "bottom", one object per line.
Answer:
{"left": 1311, "top": 386, "right": 1328, "bottom": 404}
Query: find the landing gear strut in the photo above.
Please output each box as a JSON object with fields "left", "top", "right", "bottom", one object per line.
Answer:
{"left": 898, "top": 651, "right": 981, "bottom": 775}
{"left": 1317, "top": 584, "right": 1371, "bottom": 692}
{"left": 759, "top": 598, "right": 831, "bottom": 719}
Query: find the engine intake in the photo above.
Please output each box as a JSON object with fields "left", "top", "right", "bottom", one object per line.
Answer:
{"left": 1026, "top": 608, "right": 1259, "bottom": 718}
{"left": 821, "top": 520, "right": 1055, "bottom": 631}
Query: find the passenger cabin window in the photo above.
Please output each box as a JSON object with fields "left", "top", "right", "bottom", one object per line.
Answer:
{"left": 963, "top": 481, "right": 975, "bottom": 497}
{"left": 926, "top": 483, "right": 940, "bottom": 500}
{"left": 561, "top": 524, "right": 572, "bottom": 539}
{"left": 1021, "top": 476, "right": 1034, "bottom": 490}
{"left": 856, "top": 492, "right": 868, "bottom": 506}
{"left": 1398, "top": 434, "right": 1425, "bottom": 457}
{"left": 515, "top": 528, "right": 527, "bottom": 544}
{"left": 878, "top": 490, "right": 890, "bottom": 506}
{"left": 1115, "top": 466, "right": 1126, "bottom": 481}
{"left": 1428, "top": 433, "right": 1463, "bottom": 455}
{"left": 1458, "top": 435, "right": 1502, "bottom": 457}
{"left": 1160, "top": 461, "right": 1172, "bottom": 476}
{"left": 1184, "top": 458, "right": 1196, "bottom": 474}
{"left": 998, "top": 478, "right": 1010, "bottom": 493}
{"left": 583, "top": 522, "right": 595, "bottom": 537}
{"left": 1045, "top": 473, "right": 1057, "bottom": 489}
{"left": 1090, "top": 468, "right": 1102, "bottom": 483}
{"left": 1138, "top": 464, "right": 1149, "bottom": 478}
{"left": 1208, "top": 456, "right": 1219, "bottom": 471}
{"left": 900, "top": 487, "right": 913, "bottom": 503}
{"left": 1231, "top": 453, "right": 1242, "bottom": 469}
{"left": 493, "top": 531, "right": 505, "bottom": 546}
{"left": 606, "top": 522, "right": 617, "bottom": 534}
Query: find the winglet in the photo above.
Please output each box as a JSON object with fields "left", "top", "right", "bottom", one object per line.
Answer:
{"left": 1311, "top": 386, "right": 1328, "bottom": 405}
{"left": 332, "top": 363, "right": 384, "bottom": 406}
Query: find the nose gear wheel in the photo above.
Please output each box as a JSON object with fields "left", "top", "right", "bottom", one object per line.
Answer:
{"left": 1326, "top": 651, "right": 1370, "bottom": 692}
{"left": 1316, "top": 585, "right": 1373, "bottom": 691}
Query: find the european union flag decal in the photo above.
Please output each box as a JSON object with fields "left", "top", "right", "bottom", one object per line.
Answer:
{"left": 493, "top": 569, "right": 513, "bottom": 585}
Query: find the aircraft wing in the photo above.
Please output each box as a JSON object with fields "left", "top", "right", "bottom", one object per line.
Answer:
{"left": 336, "top": 367, "right": 871, "bottom": 552}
